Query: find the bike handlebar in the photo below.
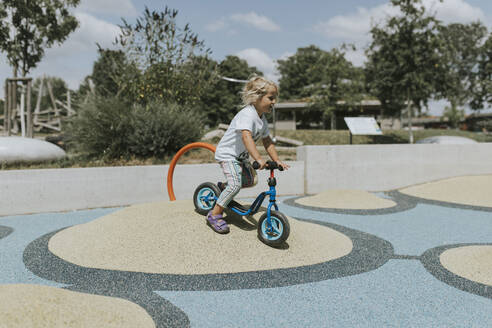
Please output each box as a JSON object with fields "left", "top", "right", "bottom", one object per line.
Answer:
{"left": 252, "top": 160, "right": 284, "bottom": 171}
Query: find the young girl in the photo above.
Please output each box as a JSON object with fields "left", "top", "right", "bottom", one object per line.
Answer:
{"left": 207, "top": 76, "right": 290, "bottom": 234}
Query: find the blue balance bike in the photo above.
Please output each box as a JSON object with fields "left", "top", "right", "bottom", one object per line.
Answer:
{"left": 193, "top": 160, "right": 290, "bottom": 247}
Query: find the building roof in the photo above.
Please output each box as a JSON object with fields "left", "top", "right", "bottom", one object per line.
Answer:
{"left": 275, "top": 100, "right": 381, "bottom": 111}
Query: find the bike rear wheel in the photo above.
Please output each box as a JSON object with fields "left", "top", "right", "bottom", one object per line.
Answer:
{"left": 193, "top": 182, "right": 220, "bottom": 215}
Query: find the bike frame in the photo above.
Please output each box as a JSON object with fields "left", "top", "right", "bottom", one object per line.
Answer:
{"left": 206, "top": 169, "right": 279, "bottom": 227}
{"left": 229, "top": 184, "right": 278, "bottom": 217}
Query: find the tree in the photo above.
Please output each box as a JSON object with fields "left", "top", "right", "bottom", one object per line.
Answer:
{"left": 200, "top": 55, "right": 261, "bottom": 127}
{"left": 277, "top": 45, "right": 366, "bottom": 128}
{"left": 0, "top": 0, "right": 79, "bottom": 77}
{"left": 72, "top": 46, "right": 140, "bottom": 102}
{"left": 366, "top": 0, "right": 445, "bottom": 142}
{"left": 90, "top": 47, "right": 129, "bottom": 97}
{"left": 277, "top": 45, "right": 326, "bottom": 100}
{"left": 471, "top": 32, "right": 492, "bottom": 110}
{"left": 437, "top": 22, "right": 488, "bottom": 114}
{"left": 442, "top": 105, "right": 464, "bottom": 129}
{"left": 114, "top": 6, "right": 215, "bottom": 106}
{"left": 307, "top": 47, "right": 366, "bottom": 129}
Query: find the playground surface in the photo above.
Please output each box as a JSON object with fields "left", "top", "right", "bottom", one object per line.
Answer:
{"left": 0, "top": 175, "right": 491, "bottom": 328}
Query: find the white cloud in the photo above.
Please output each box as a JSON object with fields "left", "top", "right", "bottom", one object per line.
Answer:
{"left": 278, "top": 51, "right": 294, "bottom": 61}
{"left": 235, "top": 48, "right": 279, "bottom": 82}
{"left": 48, "top": 12, "right": 121, "bottom": 56}
{"left": 314, "top": 0, "right": 487, "bottom": 43}
{"left": 77, "top": 0, "right": 138, "bottom": 17}
{"left": 206, "top": 12, "right": 280, "bottom": 33}
{"left": 41, "top": 13, "right": 120, "bottom": 87}
{"left": 313, "top": 0, "right": 488, "bottom": 69}
{"left": 424, "top": 0, "right": 486, "bottom": 24}
{"left": 205, "top": 19, "right": 238, "bottom": 36}
{"left": 205, "top": 18, "right": 227, "bottom": 32}
{"left": 231, "top": 12, "right": 281, "bottom": 32}
{"left": 314, "top": 4, "right": 396, "bottom": 42}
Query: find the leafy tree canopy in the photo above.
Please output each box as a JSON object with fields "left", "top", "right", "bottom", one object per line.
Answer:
{"left": 0, "top": 0, "right": 79, "bottom": 77}
{"left": 277, "top": 45, "right": 326, "bottom": 100}
{"left": 200, "top": 55, "right": 261, "bottom": 127}
{"left": 113, "top": 6, "right": 215, "bottom": 106}
{"left": 366, "top": 0, "right": 445, "bottom": 117}
{"left": 307, "top": 47, "right": 366, "bottom": 106}
{"left": 74, "top": 47, "right": 139, "bottom": 106}
{"left": 437, "top": 22, "right": 488, "bottom": 111}
{"left": 471, "top": 32, "right": 492, "bottom": 109}
{"left": 277, "top": 45, "right": 366, "bottom": 128}
{"left": 90, "top": 47, "right": 131, "bottom": 98}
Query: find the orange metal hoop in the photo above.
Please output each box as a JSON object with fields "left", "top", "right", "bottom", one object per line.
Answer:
{"left": 167, "top": 142, "right": 216, "bottom": 201}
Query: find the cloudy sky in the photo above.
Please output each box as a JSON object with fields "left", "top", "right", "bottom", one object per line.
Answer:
{"left": 1, "top": 0, "right": 491, "bottom": 114}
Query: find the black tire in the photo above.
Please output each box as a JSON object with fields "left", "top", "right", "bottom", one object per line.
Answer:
{"left": 193, "top": 182, "right": 221, "bottom": 215}
{"left": 257, "top": 210, "right": 290, "bottom": 247}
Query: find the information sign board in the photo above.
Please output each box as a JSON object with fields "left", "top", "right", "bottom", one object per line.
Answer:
{"left": 344, "top": 117, "right": 382, "bottom": 135}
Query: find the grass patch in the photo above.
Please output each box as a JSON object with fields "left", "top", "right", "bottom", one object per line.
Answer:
{"left": 275, "top": 129, "right": 492, "bottom": 145}
{"left": 2, "top": 129, "right": 491, "bottom": 170}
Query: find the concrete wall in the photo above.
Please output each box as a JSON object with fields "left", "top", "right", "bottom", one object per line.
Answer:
{"left": 297, "top": 143, "right": 492, "bottom": 193}
{"left": 0, "top": 161, "right": 304, "bottom": 216}
{"left": 2, "top": 143, "right": 492, "bottom": 216}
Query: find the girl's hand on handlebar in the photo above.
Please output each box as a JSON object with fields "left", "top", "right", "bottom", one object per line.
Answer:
{"left": 257, "top": 159, "right": 267, "bottom": 170}
{"left": 252, "top": 159, "right": 267, "bottom": 170}
{"left": 277, "top": 161, "right": 290, "bottom": 171}
{"left": 252, "top": 160, "right": 288, "bottom": 171}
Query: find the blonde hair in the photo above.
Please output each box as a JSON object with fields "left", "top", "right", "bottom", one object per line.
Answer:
{"left": 240, "top": 75, "right": 278, "bottom": 106}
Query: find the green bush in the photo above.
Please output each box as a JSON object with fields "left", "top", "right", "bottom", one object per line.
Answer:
{"left": 66, "top": 96, "right": 134, "bottom": 158}
{"left": 66, "top": 96, "right": 204, "bottom": 159}
{"left": 128, "top": 102, "right": 204, "bottom": 157}
{"left": 476, "top": 119, "right": 492, "bottom": 132}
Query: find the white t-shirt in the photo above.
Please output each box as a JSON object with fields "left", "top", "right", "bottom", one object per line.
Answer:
{"left": 215, "top": 105, "right": 270, "bottom": 162}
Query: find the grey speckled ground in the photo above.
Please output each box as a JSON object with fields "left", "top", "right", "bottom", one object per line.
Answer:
{"left": 1, "top": 175, "right": 492, "bottom": 327}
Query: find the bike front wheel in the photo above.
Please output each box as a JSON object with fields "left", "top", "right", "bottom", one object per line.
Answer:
{"left": 257, "top": 211, "right": 290, "bottom": 247}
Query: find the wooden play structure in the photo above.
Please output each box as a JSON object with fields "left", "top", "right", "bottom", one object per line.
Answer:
{"left": 1, "top": 76, "right": 75, "bottom": 137}
{"left": 2, "top": 77, "right": 33, "bottom": 137}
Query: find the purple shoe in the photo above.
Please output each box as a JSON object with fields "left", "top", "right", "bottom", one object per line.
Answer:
{"left": 206, "top": 211, "right": 230, "bottom": 234}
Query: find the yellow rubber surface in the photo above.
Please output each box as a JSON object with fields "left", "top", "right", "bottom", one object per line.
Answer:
{"left": 0, "top": 284, "right": 155, "bottom": 328}
{"left": 48, "top": 200, "right": 353, "bottom": 274}
{"left": 440, "top": 246, "right": 492, "bottom": 286}
{"left": 399, "top": 175, "right": 492, "bottom": 207}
